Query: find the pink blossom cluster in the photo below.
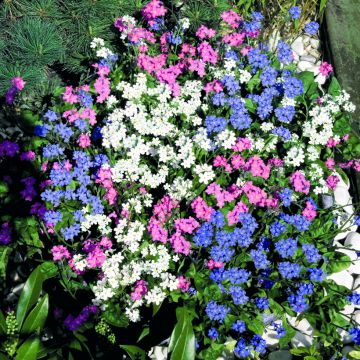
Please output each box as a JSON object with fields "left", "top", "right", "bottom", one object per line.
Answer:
{"left": 131, "top": 280, "right": 148, "bottom": 300}
{"left": 290, "top": 171, "right": 311, "bottom": 195}
{"left": 96, "top": 166, "right": 118, "bottom": 205}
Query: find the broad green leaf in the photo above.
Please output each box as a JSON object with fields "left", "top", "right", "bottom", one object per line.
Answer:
{"left": 298, "top": 71, "right": 315, "bottom": 93}
{"left": 327, "top": 254, "right": 351, "bottom": 274}
{"left": 0, "top": 354, "right": 9, "bottom": 360}
{"left": 103, "top": 304, "right": 129, "bottom": 328}
{"left": 21, "top": 294, "right": 49, "bottom": 333}
{"left": 0, "top": 246, "right": 12, "bottom": 279}
{"left": 38, "top": 262, "right": 58, "bottom": 280}
{"left": 349, "top": 350, "right": 360, "bottom": 359}
{"left": 15, "top": 338, "right": 40, "bottom": 360}
{"left": 169, "top": 307, "right": 195, "bottom": 360}
{"left": 120, "top": 345, "right": 146, "bottom": 360}
{"left": 16, "top": 267, "right": 44, "bottom": 327}
{"left": 290, "top": 347, "right": 309, "bottom": 356}
{"left": 328, "top": 77, "right": 341, "bottom": 97}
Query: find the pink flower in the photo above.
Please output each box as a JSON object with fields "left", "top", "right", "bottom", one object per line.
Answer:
{"left": 232, "top": 137, "right": 252, "bottom": 152}
{"left": 131, "top": 280, "right": 148, "bottom": 300}
{"left": 11, "top": 77, "right": 26, "bottom": 91}
{"left": 174, "top": 217, "right": 200, "bottom": 234}
{"left": 325, "top": 158, "right": 335, "bottom": 170}
{"left": 148, "top": 218, "right": 168, "bottom": 243}
{"left": 177, "top": 276, "right": 191, "bottom": 292}
{"left": 221, "top": 10, "right": 241, "bottom": 29}
{"left": 207, "top": 259, "right": 224, "bottom": 269}
{"left": 20, "top": 151, "right": 35, "bottom": 161}
{"left": 244, "top": 155, "right": 270, "bottom": 179}
{"left": 191, "top": 197, "right": 214, "bottom": 221}
{"left": 290, "top": 171, "right": 310, "bottom": 195}
{"left": 78, "top": 134, "right": 91, "bottom": 148}
{"left": 222, "top": 32, "right": 246, "bottom": 47}
{"left": 197, "top": 41, "right": 218, "bottom": 64}
{"left": 62, "top": 86, "right": 79, "bottom": 104}
{"left": 231, "top": 155, "right": 245, "bottom": 170}
{"left": 196, "top": 25, "right": 216, "bottom": 39}
{"left": 242, "top": 181, "right": 268, "bottom": 207}
{"left": 100, "top": 236, "right": 112, "bottom": 250}
{"left": 105, "top": 187, "right": 118, "bottom": 205}
{"left": 86, "top": 248, "right": 106, "bottom": 268}
{"left": 142, "top": 0, "right": 167, "bottom": 23}
{"left": 326, "top": 175, "right": 340, "bottom": 190}
{"left": 302, "top": 200, "right": 317, "bottom": 221}
{"left": 213, "top": 155, "right": 232, "bottom": 172}
{"left": 227, "top": 201, "right": 249, "bottom": 225}
{"left": 52, "top": 245, "right": 71, "bottom": 261}
{"left": 319, "top": 62, "right": 333, "bottom": 77}
{"left": 204, "top": 80, "right": 223, "bottom": 94}
{"left": 326, "top": 137, "right": 341, "bottom": 148}
{"left": 170, "top": 232, "right": 191, "bottom": 255}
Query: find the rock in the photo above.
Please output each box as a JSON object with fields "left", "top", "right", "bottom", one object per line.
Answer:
{"left": 309, "top": 49, "right": 321, "bottom": 59}
{"left": 320, "top": 194, "right": 334, "bottom": 209}
{"left": 291, "top": 331, "right": 314, "bottom": 348}
{"left": 308, "top": 65, "right": 320, "bottom": 76}
{"left": 263, "top": 321, "right": 283, "bottom": 348}
{"left": 343, "top": 304, "right": 355, "bottom": 315}
{"left": 148, "top": 346, "right": 168, "bottom": 360}
{"left": 298, "top": 61, "right": 313, "bottom": 71}
{"left": 337, "top": 328, "right": 353, "bottom": 344}
{"left": 352, "top": 310, "right": 360, "bottom": 324}
{"left": 300, "top": 55, "right": 317, "bottom": 64}
{"left": 268, "top": 350, "right": 292, "bottom": 360}
{"left": 345, "top": 232, "right": 360, "bottom": 251}
{"left": 286, "top": 316, "right": 314, "bottom": 335}
{"left": 336, "top": 248, "right": 357, "bottom": 261}
{"left": 342, "top": 346, "right": 355, "bottom": 356}
{"left": 327, "top": 270, "right": 354, "bottom": 290}
{"left": 310, "top": 38, "right": 320, "bottom": 49}
{"left": 334, "top": 186, "right": 352, "bottom": 206}
{"left": 291, "top": 37, "right": 306, "bottom": 56}
{"left": 315, "top": 73, "right": 327, "bottom": 85}
{"left": 353, "top": 275, "right": 360, "bottom": 290}
{"left": 349, "top": 260, "right": 360, "bottom": 275}
{"left": 302, "top": 35, "right": 311, "bottom": 46}
{"left": 268, "top": 30, "right": 281, "bottom": 51}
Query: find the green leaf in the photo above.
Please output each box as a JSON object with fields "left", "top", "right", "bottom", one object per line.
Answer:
{"left": 15, "top": 338, "right": 40, "bottom": 360}
{"left": 16, "top": 266, "right": 44, "bottom": 327}
{"left": 328, "top": 77, "right": 341, "bottom": 97}
{"left": 103, "top": 304, "right": 129, "bottom": 328}
{"left": 290, "top": 347, "right": 310, "bottom": 356}
{"left": 38, "top": 262, "right": 58, "bottom": 280}
{"left": 327, "top": 254, "right": 352, "bottom": 274}
{"left": 169, "top": 307, "right": 195, "bottom": 360}
{"left": 137, "top": 327, "right": 150, "bottom": 342}
{"left": 0, "top": 246, "right": 12, "bottom": 279}
{"left": 0, "top": 354, "right": 9, "bottom": 360}
{"left": 0, "top": 309, "right": 6, "bottom": 335}
{"left": 298, "top": 71, "right": 315, "bottom": 92}
{"left": 349, "top": 350, "right": 360, "bottom": 359}
{"left": 21, "top": 294, "right": 49, "bottom": 333}
{"left": 120, "top": 345, "right": 146, "bottom": 360}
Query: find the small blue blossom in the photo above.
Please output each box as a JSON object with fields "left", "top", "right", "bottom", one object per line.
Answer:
{"left": 308, "top": 268, "right": 324, "bottom": 282}
{"left": 278, "top": 262, "right": 301, "bottom": 279}
{"left": 232, "top": 320, "right": 246, "bottom": 333}
{"left": 255, "top": 297, "right": 269, "bottom": 310}
{"left": 305, "top": 21, "right": 320, "bottom": 36}
{"left": 277, "top": 41, "right": 293, "bottom": 64}
{"left": 275, "top": 105, "right": 296, "bottom": 123}
{"left": 347, "top": 292, "right": 360, "bottom": 305}
{"left": 205, "top": 300, "right": 230, "bottom": 323}
{"left": 288, "top": 293, "right": 308, "bottom": 312}
{"left": 275, "top": 238, "right": 298, "bottom": 258}
{"left": 229, "top": 286, "right": 249, "bottom": 305}
{"left": 43, "top": 109, "right": 58, "bottom": 122}
{"left": 279, "top": 188, "right": 292, "bottom": 206}
{"left": 208, "top": 327, "right": 219, "bottom": 340}
{"left": 194, "top": 223, "right": 214, "bottom": 248}
{"left": 289, "top": 6, "right": 301, "bottom": 20}
{"left": 302, "top": 244, "right": 321, "bottom": 263}
{"left": 270, "top": 221, "right": 287, "bottom": 237}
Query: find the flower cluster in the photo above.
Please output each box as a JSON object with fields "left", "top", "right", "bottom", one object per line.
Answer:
{"left": 17, "top": 1, "right": 360, "bottom": 358}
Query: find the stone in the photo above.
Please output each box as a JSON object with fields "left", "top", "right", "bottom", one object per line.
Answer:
{"left": 291, "top": 37, "right": 306, "bottom": 56}
{"left": 342, "top": 346, "right": 355, "bottom": 356}
{"left": 298, "top": 61, "right": 313, "bottom": 71}
{"left": 315, "top": 73, "right": 327, "bottom": 85}
{"left": 268, "top": 30, "right": 281, "bottom": 51}
{"left": 309, "top": 49, "right": 321, "bottom": 59}
{"left": 345, "top": 232, "right": 360, "bottom": 250}
{"left": 336, "top": 248, "right": 357, "bottom": 261}
{"left": 302, "top": 35, "right": 311, "bottom": 46}
{"left": 327, "top": 270, "right": 354, "bottom": 290}
{"left": 310, "top": 38, "right": 320, "bottom": 49}
{"left": 337, "top": 328, "right": 353, "bottom": 344}
{"left": 300, "top": 55, "right": 317, "bottom": 63}
{"left": 334, "top": 186, "right": 352, "bottom": 206}
{"left": 268, "top": 350, "right": 292, "bottom": 360}
{"left": 308, "top": 65, "right": 320, "bottom": 76}
{"left": 291, "top": 331, "right": 314, "bottom": 348}
{"left": 352, "top": 310, "right": 360, "bottom": 324}
{"left": 148, "top": 346, "right": 168, "bottom": 360}
{"left": 286, "top": 316, "right": 314, "bottom": 335}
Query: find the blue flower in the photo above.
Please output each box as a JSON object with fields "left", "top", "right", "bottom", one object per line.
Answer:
{"left": 298, "top": 283, "right": 314, "bottom": 296}
{"left": 349, "top": 328, "right": 360, "bottom": 345}
{"left": 224, "top": 268, "right": 251, "bottom": 284}
{"left": 248, "top": 49, "right": 270, "bottom": 70}
{"left": 208, "top": 327, "right": 219, "bottom": 340}
{"left": 308, "top": 268, "right": 324, "bottom": 282}
{"left": 275, "top": 105, "right": 296, "bottom": 123}
{"left": 347, "top": 292, "right": 360, "bottom": 305}
{"left": 273, "top": 322, "right": 286, "bottom": 338}
{"left": 61, "top": 223, "right": 81, "bottom": 241}
{"left": 278, "top": 262, "right": 301, "bottom": 279}
{"left": 305, "top": 21, "right": 319, "bottom": 36}
{"left": 275, "top": 238, "right": 298, "bottom": 258}
{"left": 234, "top": 338, "right": 251, "bottom": 358}
{"left": 288, "top": 293, "right": 308, "bottom": 312}
{"left": 283, "top": 77, "right": 304, "bottom": 98}
{"left": 205, "top": 300, "right": 230, "bottom": 323}
{"left": 54, "top": 124, "right": 74, "bottom": 143}
{"left": 272, "top": 126, "right": 291, "bottom": 141}
{"left": 44, "top": 210, "right": 62, "bottom": 225}
{"left": 279, "top": 188, "right": 292, "bottom": 206}
{"left": 232, "top": 320, "right": 246, "bottom": 333}
{"left": 302, "top": 244, "right": 321, "bottom": 263}
{"left": 289, "top": 6, "right": 301, "bottom": 20}
{"left": 250, "top": 334, "right": 267, "bottom": 354}
{"left": 250, "top": 249, "right": 270, "bottom": 269}
{"left": 260, "top": 67, "right": 278, "bottom": 87}
{"left": 229, "top": 286, "right": 249, "bottom": 305}
{"left": 211, "top": 211, "right": 226, "bottom": 229}
{"left": 210, "top": 245, "right": 234, "bottom": 262}
{"left": 212, "top": 92, "right": 227, "bottom": 106}
{"left": 255, "top": 297, "right": 269, "bottom": 310}
{"left": 277, "top": 41, "right": 293, "bottom": 64}
{"left": 205, "top": 115, "right": 228, "bottom": 134}
{"left": 43, "top": 109, "right": 58, "bottom": 122}
{"left": 43, "top": 144, "right": 64, "bottom": 159}
{"left": 270, "top": 221, "right": 287, "bottom": 237}
{"left": 35, "top": 124, "right": 51, "bottom": 137}
{"left": 194, "top": 223, "right": 214, "bottom": 248}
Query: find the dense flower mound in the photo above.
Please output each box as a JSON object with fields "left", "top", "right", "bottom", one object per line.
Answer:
{"left": 16, "top": 1, "right": 360, "bottom": 358}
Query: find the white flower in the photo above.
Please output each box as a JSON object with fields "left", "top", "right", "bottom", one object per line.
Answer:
{"left": 195, "top": 164, "right": 215, "bottom": 184}
{"left": 239, "top": 69, "right": 252, "bottom": 84}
